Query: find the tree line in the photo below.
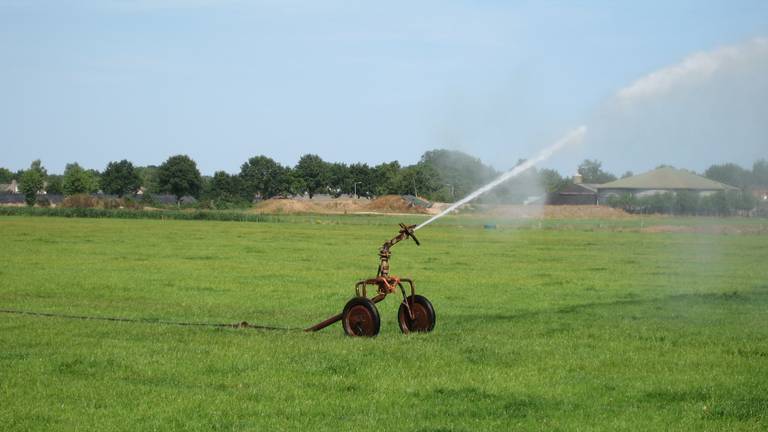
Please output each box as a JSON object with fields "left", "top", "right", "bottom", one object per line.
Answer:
{"left": 1, "top": 151, "right": 766, "bottom": 209}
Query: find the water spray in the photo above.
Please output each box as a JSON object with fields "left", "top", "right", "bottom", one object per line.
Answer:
{"left": 416, "top": 125, "right": 587, "bottom": 230}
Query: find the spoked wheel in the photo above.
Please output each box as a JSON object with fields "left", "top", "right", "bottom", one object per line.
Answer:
{"left": 398, "top": 295, "right": 436, "bottom": 334}
{"left": 342, "top": 297, "right": 381, "bottom": 337}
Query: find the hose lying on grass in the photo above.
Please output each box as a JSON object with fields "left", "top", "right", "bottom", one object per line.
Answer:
{"left": 0, "top": 309, "right": 300, "bottom": 332}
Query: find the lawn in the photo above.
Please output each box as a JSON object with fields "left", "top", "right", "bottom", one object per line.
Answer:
{"left": 1, "top": 215, "right": 767, "bottom": 431}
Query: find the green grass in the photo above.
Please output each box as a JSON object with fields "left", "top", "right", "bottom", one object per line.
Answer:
{"left": 1, "top": 215, "right": 767, "bottom": 431}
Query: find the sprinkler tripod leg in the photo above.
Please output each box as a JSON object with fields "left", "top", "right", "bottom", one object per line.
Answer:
{"left": 305, "top": 313, "right": 343, "bottom": 332}
{"left": 398, "top": 283, "right": 413, "bottom": 320}
{"left": 305, "top": 294, "right": 387, "bottom": 332}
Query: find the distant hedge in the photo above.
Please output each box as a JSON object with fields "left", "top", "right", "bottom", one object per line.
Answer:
{"left": 0, "top": 206, "right": 280, "bottom": 223}
{"left": 606, "top": 190, "right": 760, "bottom": 216}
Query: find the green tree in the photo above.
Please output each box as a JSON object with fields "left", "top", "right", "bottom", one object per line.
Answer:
{"left": 398, "top": 163, "right": 440, "bottom": 198}
{"left": 674, "top": 190, "right": 700, "bottom": 215}
{"left": 101, "top": 160, "right": 141, "bottom": 197}
{"left": 239, "top": 155, "right": 292, "bottom": 199}
{"left": 373, "top": 161, "right": 401, "bottom": 196}
{"left": 18, "top": 160, "right": 46, "bottom": 206}
{"left": 752, "top": 159, "right": 768, "bottom": 186}
{"left": 577, "top": 159, "right": 617, "bottom": 184}
{"left": 704, "top": 163, "right": 750, "bottom": 189}
{"left": 537, "top": 168, "right": 566, "bottom": 193}
{"left": 701, "top": 191, "right": 729, "bottom": 216}
{"left": 0, "top": 167, "right": 13, "bottom": 183}
{"left": 204, "top": 171, "right": 247, "bottom": 207}
{"left": 640, "top": 192, "right": 676, "bottom": 214}
{"left": 158, "top": 155, "right": 203, "bottom": 202}
{"left": 348, "top": 163, "right": 375, "bottom": 197}
{"left": 135, "top": 165, "right": 161, "bottom": 194}
{"left": 286, "top": 171, "right": 306, "bottom": 196}
{"left": 294, "top": 154, "right": 329, "bottom": 198}
{"left": 327, "top": 162, "right": 351, "bottom": 196}
{"left": 735, "top": 191, "right": 757, "bottom": 212}
{"left": 607, "top": 192, "right": 637, "bottom": 211}
{"left": 419, "top": 149, "right": 496, "bottom": 200}
{"left": 63, "top": 163, "right": 99, "bottom": 196}
{"left": 45, "top": 175, "right": 64, "bottom": 195}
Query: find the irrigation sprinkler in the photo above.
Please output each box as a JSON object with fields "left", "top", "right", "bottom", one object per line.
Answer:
{"left": 306, "top": 223, "right": 436, "bottom": 337}
{"left": 304, "top": 127, "right": 588, "bottom": 337}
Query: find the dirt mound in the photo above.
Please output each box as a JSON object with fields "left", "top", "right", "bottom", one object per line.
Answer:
{"left": 540, "top": 205, "right": 632, "bottom": 219}
{"left": 368, "top": 195, "right": 430, "bottom": 214}
{"left": 251, "top": 195, "right": 430, "bottom": 215}
{"left": 461, "top": 204, "right": 633, "bottom": 219}
{"left": 252, "top": 197, "right": 633, "bottom": 218}
{"left": 252, "top": 199, "right": 322, "bottom": 214}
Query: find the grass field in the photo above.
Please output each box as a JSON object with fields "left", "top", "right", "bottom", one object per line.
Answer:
{"left": 1, "top": 214, "right": 767, "bottom": 431}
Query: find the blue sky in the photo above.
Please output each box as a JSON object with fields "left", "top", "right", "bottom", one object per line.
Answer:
{"left": 2, "top": 1, "right": 767, "bottom": 175}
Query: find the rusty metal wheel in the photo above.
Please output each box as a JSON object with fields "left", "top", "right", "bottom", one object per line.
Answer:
{"left": 398, "top": 295, "right": 436, "bottom": 334}
{"left": 342, "top": 297, "right": 380, "bottom": 337}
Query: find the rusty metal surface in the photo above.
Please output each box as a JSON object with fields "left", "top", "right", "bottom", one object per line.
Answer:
{"left": 343, "top": 304, "right": 377, "bottom": 336}
{"left": 398, "top": 295, "right": 436, "bottom": 333}
{"left": 305, "top": 312, "right": 343, "bottom": 332}
{"left": 305, "top": 223, "right": 429, "bottom": 334}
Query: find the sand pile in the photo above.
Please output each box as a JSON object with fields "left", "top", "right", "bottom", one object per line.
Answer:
{"left": 367, "top": 195, "right": 430, "bottom": 214}
{"left": 251, "top": 195, "right": 430, "bottom": 215}
{"left": 251, "top": 196, "right": 634, "bottom": 219}
{"left": 252, "top": 199, "right": 321, "bottom": 214}
{"left": 540, "top": 205, "right": 632, "bottom": 219}
{"left": 466, "top": 204, "right": 632, "bottom": 219}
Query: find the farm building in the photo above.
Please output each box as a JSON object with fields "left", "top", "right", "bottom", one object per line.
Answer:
{"left": 0, "top": 179, "right": 19, "bottom": 194}
{"left": 595, "top": 167, "right": 738, "bottom": 203}
{"left": 548, "top": 178, "right": 600, "bottom": 205}
{"left": 751, "top": 188, "right": 768, "bottom": 202}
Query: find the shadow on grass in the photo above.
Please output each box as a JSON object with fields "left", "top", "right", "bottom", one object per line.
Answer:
{"left": 415, "top": 386, "right": 556, "bottom": 421}
{"left": 454, "top": 284, "right": 768, "bottom": 324}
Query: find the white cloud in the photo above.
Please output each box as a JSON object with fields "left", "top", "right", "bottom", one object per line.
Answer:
{"left": 617, "top": 37, "right": 768, "bottom": 104}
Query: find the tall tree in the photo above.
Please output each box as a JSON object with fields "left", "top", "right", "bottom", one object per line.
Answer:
{"left": 135, "top": 165, "right": 161, "bottom": 194}
{"left": 538, "top": 168, "right": 566, "bottom": 193}
{"left": 577, "top": 159, "right": 617, "bottom": 184}
{"left": 205, "top": 171, "right": 246, "bottom": 205}
{"left": 397, "top": 163, "right": 440, "bottom": 197}
{"left": 0, "top": 167, "right": 13, "bottom": 183}
{"left": 294, "top": 154, "right": 329, "bottom": 198}
{"left": 327, "top": 162, "right": 351, "bottom": 196}
{"left": 45, "top": 175, "right": 64, "bottom": 195}
{"left": 373, "top": 161, "right": 401, "bottom": 196}
{"left": 419, "top": 149, "right": 497, "bottom": 200}
{"left": 348, "top": 163, "right": 375, "bottom": 197}
{"left": 158, "top": 155, "right": 202, "bottom": 202}
{"left": 18, "top": 160, "right": 46, "bottom": 205}
{"left": 63, "top": 163, "right": 99, "bottom": 195}
{"left": 751, "top": 159, "right": 768, "bottom": 186}
{"left": 239, "top": 155, "right": 292, "bottom": 199}
{"left": 101, "top": 160, "right": 142, "bottom": 197}
{"left": 704, "top": 162, "right": 751, "bottom": 189}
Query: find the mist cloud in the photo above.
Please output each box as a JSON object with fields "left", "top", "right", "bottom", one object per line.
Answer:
{"left": 580, "top": 37, "right": 768, "bottom": 174}
{"left": 617, "top": 37, "right": 768, "bottom": 105}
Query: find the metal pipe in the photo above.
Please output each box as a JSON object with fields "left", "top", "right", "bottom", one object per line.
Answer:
{"left": 305, "top": 294, "right": 387, "bottom": 332}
